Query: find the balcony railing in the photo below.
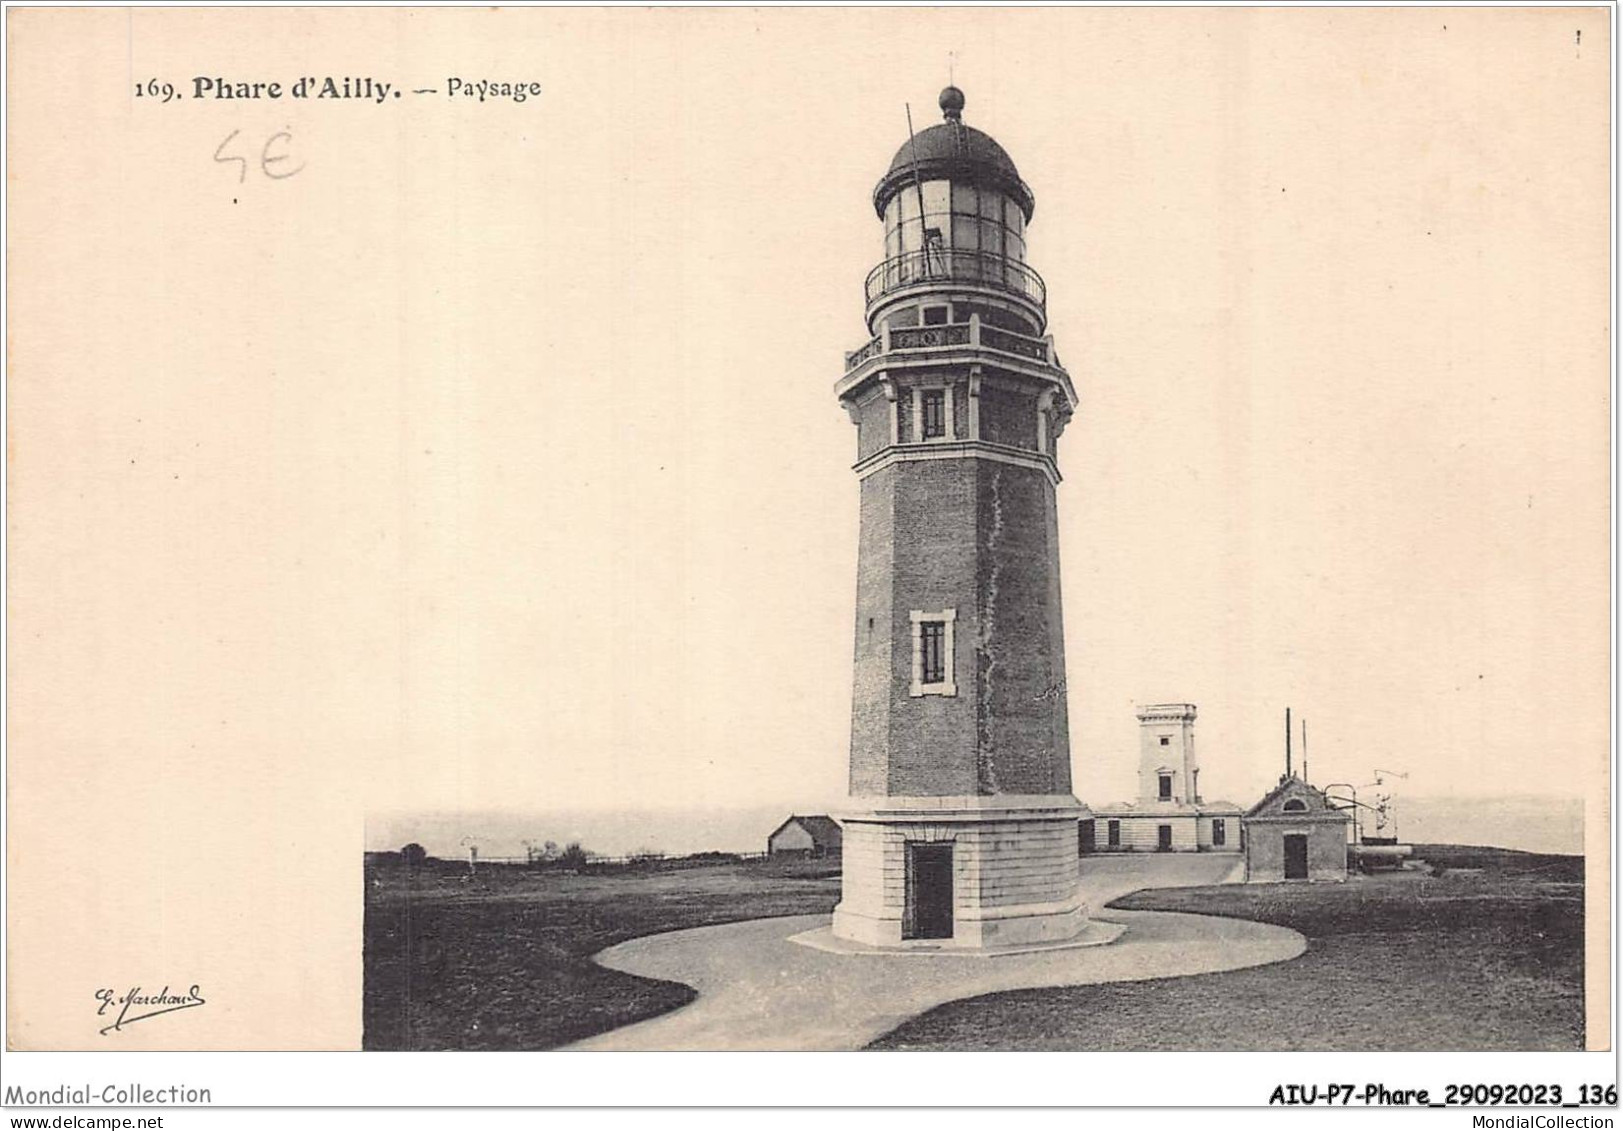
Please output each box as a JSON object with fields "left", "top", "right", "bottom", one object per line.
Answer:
{"left": 890, "top": 324, "right": 971, "bottom": 351}
{"left": 844, "top": 335, "right": 884, "bottom": 371}
{"left": 844, "top": 319, "right": 1055, "bottom": 372}
{"left": 864, "top": 248, "right": 1046, "bottom": 311}
{"left": 979, "top": 323, "right": 1047, "bottom": 362}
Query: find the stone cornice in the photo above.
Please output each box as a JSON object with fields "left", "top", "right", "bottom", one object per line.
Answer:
{"left": 839, "top": 793, "right": 1084, "bottom": 823}
{"left": 838, "top": 347, "right": 1077, "bottom": 414}
{"left": 853, "top": 439, "right": 1061, "bottom": 487}
{"left": 1138, "top": 703, "right": 1198, "bottom": 722}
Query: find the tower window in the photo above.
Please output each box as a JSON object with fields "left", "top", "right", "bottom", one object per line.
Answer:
{"left": 922, "top": 305, "right": 949, "bottom": 326}
{"left": 919, "top": 621, "right": 945, "bottom": 684}
{"left": 1159, "top": 736, "right": 1170, "bottom": 746}
{"left": 909, "top": 385, "right": 954, "bottom": 443}
{"left": 909, "top": 608, "right": 957, "bottom": 697}
{"left": 920, "top": 390, "right": 947, "bottom": 439}
{"left": 1158, "top": 774, "right": 1173, "bottom": 801}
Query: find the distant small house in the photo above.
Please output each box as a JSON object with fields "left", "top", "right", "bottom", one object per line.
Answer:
{"left": 768, "top": 815, "right": 843, "bottom": 857}
{"left": 1242, "top": 776, "right": 1351, "bottom": 883}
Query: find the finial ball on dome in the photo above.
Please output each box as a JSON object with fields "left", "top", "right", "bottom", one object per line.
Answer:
{"left": 939, "top": 85, "right": 965, "bottom": 121}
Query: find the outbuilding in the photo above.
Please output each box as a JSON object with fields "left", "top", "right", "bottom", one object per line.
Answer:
{"left": 1241, "top": 776, "right": 1350, "bottom": 882}
{"left": 1089, "top": 703, "right": 1243, "bottom": 854}
{"left": 767, "top": 814, "right": 843, "bottom": 858}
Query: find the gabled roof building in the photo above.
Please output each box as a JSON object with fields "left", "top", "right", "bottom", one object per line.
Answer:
{"left": 1241, "top": 775, "right": 1350, "bottom": 882}
{"left": 767, "top": 815, "right": 844, "bottom": 857}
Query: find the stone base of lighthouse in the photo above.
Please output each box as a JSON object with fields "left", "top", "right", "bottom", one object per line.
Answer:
{"left": 831, "top": 795, "right": 1088, "bottom": 950}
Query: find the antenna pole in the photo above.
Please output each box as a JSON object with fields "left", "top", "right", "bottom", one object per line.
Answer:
{"left": 1301, "top": 717, "right": 1308, "bottom": 784}
{"left": 1285, "top": 707, "right": 1293, "bottom": 778}
{"left": 905, "top": 103, "right": 928, "bottom": 238}
{"left": 904, "top": 102, "right": 944, "bottom": 278}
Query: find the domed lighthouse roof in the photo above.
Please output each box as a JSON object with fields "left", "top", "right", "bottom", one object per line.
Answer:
{"left": 872, "top": 86, "right": 1036, "bottom": 222}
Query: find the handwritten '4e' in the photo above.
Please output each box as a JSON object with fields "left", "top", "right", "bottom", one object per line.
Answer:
{"left": 214, "top": 128, "right": 305, "bottom": 183}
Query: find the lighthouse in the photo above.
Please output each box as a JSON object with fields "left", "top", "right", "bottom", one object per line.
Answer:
{"left": 831, "top": 87, "right": 1087, "bottom": 948}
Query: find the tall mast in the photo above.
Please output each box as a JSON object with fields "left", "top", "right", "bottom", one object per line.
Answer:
{"left": 905, "top": 103, "right": 945, "bottom": 277}
{"left": 904, "top": 104, "right": 929, "bottom": 242}
{"left": 1285, "top": 706, "right": 1293, "bottom": 778}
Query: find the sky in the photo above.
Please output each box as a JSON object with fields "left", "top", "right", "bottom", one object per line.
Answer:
{"left": 348, "top": 8, "right": 1608, "bottom": 827}
{"left": 13, "top": 7, "right": 1606, "bottom": 845}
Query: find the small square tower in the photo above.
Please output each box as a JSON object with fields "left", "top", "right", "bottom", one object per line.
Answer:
{"left": 1138, "top": 702, "right": 1200, "bottom": 805}
{"left": 1093, "top": 702, "right": 1240, "bottom": 853}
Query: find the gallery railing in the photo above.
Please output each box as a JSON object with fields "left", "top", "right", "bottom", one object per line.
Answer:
{"left": 864, "top": 248, "right": 1046, "bottom": 311}
{"left": 844, "top": 320, "right": 1055, "bottom": 372}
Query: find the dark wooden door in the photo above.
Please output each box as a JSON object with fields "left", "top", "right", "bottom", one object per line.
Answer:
{"left": 1157, "top": 825, "right": 1173, "bottom": 851}
{"left": 905, "top": 843, "right": 954, "bottom": 940}
{"left": 1284, "top": 834, "right": 1309, "bottom": 879}
{"left": 1079, "top": 819, "right": 1096, "bottom": 855}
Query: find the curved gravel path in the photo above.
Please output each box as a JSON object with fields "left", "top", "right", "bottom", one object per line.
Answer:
{"left": 567, "top": 855, "right": 1306, "bottom": 1051}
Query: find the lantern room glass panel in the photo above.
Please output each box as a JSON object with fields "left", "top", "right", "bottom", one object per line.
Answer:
{"left": 920, "top": 180, "right": 950, "bottom": 252}
{"left": 881, "top": 177, "right": 1031, "bottom": 293}
{"left": 981, "top": 221, "right": 1003, "bottom": 257}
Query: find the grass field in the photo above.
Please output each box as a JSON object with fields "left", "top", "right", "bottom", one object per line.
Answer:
{"left": 366, "top": 844, "right": 1584, "bottom": 1052}
{"left": 363, "top": 855, "right": 840, "bottom": 1050}
{"left": 869, "top": 845, "right": 1585, "bottom": 1051}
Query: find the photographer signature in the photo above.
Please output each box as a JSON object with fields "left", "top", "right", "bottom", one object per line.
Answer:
{"left": 94, "top": 985, "right": 206, "bottom": 1036}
